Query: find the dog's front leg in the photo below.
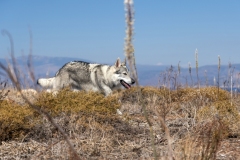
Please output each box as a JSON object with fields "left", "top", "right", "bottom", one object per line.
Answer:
{"left": 101, "top": 84, "right": 113, "bottom": 96}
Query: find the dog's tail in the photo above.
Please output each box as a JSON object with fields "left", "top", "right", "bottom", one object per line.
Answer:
{"left": 37, "top": 77, "right": 55, "bottom": 88}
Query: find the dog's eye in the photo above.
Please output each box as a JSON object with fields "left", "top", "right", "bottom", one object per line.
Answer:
{"left": 123, "top": 73, "right": 127, "bottom": 75}
{"left": 115, "top": 71, "right": 120, "bottom": 74}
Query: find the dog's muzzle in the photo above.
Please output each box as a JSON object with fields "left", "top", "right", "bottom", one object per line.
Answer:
{"left": 120, "top": 78, "right": 135, "bottom": 89}
{"left": 131, "top": 78, "right": 135, "bottom": 84}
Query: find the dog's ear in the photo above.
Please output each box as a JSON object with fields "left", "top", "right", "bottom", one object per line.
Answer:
{"left": 122, "top": 58, "right": 126, "bottom": 66}
{"left": 115, "top": 58, "right": 121, "bottom": 68}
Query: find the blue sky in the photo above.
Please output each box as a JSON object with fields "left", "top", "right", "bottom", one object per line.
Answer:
{"left": 0, "top": 1, "right": 240, "bottom": 67}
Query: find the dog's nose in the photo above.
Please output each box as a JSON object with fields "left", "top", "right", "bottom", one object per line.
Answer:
{"left": 131, "top": 78, "right": 135, "bottom": 84}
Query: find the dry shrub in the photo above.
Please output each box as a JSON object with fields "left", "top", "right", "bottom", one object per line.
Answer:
{"left": 0, "top": 88, "right": 121, "bottom": 142}
{"left": 120, "top": 86, "right": 142, "bottom": 103}
{"left": 27, "top": 88, "right": 122, "bottom": 142}
{"left": 1, "top": 85, "right": 239, "bottom": 159}
{"left": 0, "top": 100, "right": 36, "bottom": 141}
{"left": 171, "top": 87, "right": 229, "bottom": 103}
{"left": 29, "top": 110, "right": 142, "bottom": 145}
{"left": 34, "top": 88, "right": 120, "bottom": 116}
{"left": 120, "top": 86, "right": 238, "bottom": 124}
{"left": 197, "top": 100, "right": 240, "bottom": 137}
{"left": 199, "top": 87, "right": 229, "bottom": 101}
{"left": 121, "top": 86, "right": 229, "bottom": 107}
{"left": 120, "top": 86, "right": 170, "bottom": 104}
{"left": 171, "top": 87, "right": 197, "bottom": 102}
{"left": 168, "top": 87, "right": 232, "bottom": 120}
{"left": 172, "top": 87, "right": 239, "bottom": 159}
{"left": 120, "top": 86, "right": 173, "bottom": 122}
{"left": 177, "top": 117, "right": 225, "bottom": 160}
{"left": 28, "top": 111, "right": 146, "bottom": 159}
{"left": 0, "top": 81, "right": 10, "bottom": 100}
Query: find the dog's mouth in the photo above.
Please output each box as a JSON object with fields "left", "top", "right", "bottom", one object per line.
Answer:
{"left": 120, "top": 80, "right": 131, "bottom": 89}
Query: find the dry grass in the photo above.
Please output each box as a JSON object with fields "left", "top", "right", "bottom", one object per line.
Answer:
{"left": 0, "top": 86, "right": 239, "bottom": 159}
{"left": 0, "top": 100, "right": 36, "bottom": 141}
{"left": 34, "top": 88, "right": 120, "bottom": 116}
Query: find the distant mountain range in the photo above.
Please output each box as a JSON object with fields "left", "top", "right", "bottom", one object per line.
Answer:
{"left": 1, "top": 55, "right": 240, "bottom": 88}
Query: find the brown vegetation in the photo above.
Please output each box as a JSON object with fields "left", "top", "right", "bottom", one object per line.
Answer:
{"left": 0, "top": 86, "right": 240, "bottom": 159}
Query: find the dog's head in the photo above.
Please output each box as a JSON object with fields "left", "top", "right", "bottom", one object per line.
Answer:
{"left": 112, "top": 58, "right": 135, "bottom": 89}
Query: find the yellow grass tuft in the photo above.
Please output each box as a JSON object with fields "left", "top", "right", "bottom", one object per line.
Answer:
{"left": 0, "top": 100, "right": 36, "bottom": 141}
{"left": 34, "top": 88, "right": 120, "bottom": 116}
{"left": 197, "top": 100, "right": 240, "bottom": 136}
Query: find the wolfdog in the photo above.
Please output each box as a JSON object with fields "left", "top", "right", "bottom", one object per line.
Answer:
{"left": 37, "top": 58, "right": 135, "bottom": 96}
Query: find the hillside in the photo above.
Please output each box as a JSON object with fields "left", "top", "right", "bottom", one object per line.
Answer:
{"left": 1, "top": 55, "right": 240, "bottom": 87}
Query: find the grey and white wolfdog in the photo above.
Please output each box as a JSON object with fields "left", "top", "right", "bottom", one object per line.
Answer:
{"left": 37, "top": 58, "right": 135, "bottom": 96}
